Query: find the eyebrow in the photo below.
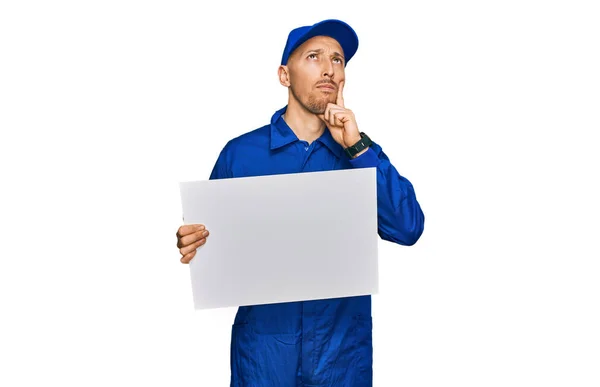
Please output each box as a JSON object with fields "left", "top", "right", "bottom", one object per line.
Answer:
{"left": 303, "top": 48, "right": 345, "bottom": 61}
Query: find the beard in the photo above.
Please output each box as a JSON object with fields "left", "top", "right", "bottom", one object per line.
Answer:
{"left": 290, "top": 84, "right": 335, "bottom": 114}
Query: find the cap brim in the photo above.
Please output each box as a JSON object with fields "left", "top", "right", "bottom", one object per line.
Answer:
{"left": 286, "top": 19, "right": 359, "bottom": 66}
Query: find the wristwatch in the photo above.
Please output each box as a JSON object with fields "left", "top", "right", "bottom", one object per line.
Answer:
{"left": 344, "top": 132, "right": 372, "bottom": 158}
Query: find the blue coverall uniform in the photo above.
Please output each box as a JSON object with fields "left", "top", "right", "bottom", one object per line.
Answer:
{"left": 209, "top": 106, "right": 425, "bottom": 387}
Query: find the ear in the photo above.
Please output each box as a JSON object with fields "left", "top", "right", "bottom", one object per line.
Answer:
{"left": 278, "top": 65, "right": 291, "bottom": 87}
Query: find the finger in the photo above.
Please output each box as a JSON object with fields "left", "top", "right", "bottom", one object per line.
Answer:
{"left": 178, "top": 229, "right": 209, "bottom": 248}
{"left": 177, "top": 224, "right": 205, "bottom": 239}
{"left": 325, "top": 103, "right": 339, "bottom": 125}
{"left": 336, "top": 80, "right": 345, "bottom": 107}
{"left": 332, "top": 111, "right": 352, "bottom": 127}
{"left": 328, "top": 108, "right": 346, "bottom": 126}
{"left": 180, "top": 237, "right": 207, "bottom": 256}
{"left": 180, "top": 250, "right": 197, "bottom": 264}
{"left": 329, "top": 108, "right": 337, "bottom": 127}
{"left": 323, "top": 103, "right": 331, "bottom": 122}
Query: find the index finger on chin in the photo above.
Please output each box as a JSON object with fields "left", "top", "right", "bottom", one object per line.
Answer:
{"left": 336, "top": 80, "right": 345, "bottom": 107}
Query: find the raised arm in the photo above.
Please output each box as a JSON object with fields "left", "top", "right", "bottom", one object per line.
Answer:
{"left": 348, "top": 143, "right": 424, "bottom": 246}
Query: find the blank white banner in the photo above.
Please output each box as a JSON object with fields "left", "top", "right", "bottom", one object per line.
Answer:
{"left": 180, "top": 167, "right": 379, "bottom": 309}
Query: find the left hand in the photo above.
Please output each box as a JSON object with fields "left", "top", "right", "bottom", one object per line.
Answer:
{"left": 317, "top": 80, "right": 363, "bottom": 149}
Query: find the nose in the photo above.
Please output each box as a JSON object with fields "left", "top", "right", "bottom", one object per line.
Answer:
{"left": 322, "top": 59, "right": 334, "bottom": 79}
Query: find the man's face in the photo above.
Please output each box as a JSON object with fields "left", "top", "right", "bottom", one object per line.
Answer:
{"left": 285, "top": 35, "right": 345, "bottom": 114}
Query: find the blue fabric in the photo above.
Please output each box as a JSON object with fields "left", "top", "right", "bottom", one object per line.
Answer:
{"left": 280, "top": 19, "right": 359, "bottom": 66}
{"left": 209, "top": 106, "right": 425, "bottom": 387}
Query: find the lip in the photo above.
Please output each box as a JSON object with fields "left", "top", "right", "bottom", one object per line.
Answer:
{"left": 317, "top": 84, "right": 335, "bottom": 90}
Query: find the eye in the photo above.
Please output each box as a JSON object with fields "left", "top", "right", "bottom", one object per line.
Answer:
{"left": 308, "top": 53, "right": 318, "bottom": 59}
{"left": 333, "top": 57, "right": 344, "bottom": 64}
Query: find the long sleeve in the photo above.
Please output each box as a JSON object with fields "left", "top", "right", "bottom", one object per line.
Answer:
{"left": 348, "top": 143, "right": 425, "bottom": 246}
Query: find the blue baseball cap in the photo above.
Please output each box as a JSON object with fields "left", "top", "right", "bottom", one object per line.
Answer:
{"left": 281, "top": 19, "right": 359, "bottom": 67}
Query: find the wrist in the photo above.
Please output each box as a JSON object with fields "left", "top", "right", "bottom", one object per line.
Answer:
{"left": 344, "top": 132, "right": 372, "bottom": 159}
{"left": 344, "top": 134, "right": 362, "bottom": 148}
{"left": 352, "top": 147, "right": 369, "bottom": 158}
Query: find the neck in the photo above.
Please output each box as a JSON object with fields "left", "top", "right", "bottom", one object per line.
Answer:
{"left": 282, "top": 94, "right": 326, "bottom": 144}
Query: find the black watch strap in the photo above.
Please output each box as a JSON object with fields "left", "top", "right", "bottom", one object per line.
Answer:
{"left": 344, "top": 132, "right": 372, "bottom": 158}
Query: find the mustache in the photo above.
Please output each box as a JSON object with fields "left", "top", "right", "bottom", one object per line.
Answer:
{"left": 316, "top": 79, "right": 336, "bottom": 87}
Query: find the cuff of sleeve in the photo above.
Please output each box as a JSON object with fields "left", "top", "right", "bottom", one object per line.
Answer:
{"left": 348, "top": 147, "right": 379, "bottom": 168}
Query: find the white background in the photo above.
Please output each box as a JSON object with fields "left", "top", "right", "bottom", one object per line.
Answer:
{"left": 1, "top": 0, "right": 598, "bottom": 386}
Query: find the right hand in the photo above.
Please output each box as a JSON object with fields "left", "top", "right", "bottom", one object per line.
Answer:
{"left": 176, "top": 224, "right": 209, "bottom": 264}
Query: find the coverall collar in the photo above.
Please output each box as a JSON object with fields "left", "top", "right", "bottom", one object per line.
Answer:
{"left": 270, "top": 105, "right": 344, "bottom": 159}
